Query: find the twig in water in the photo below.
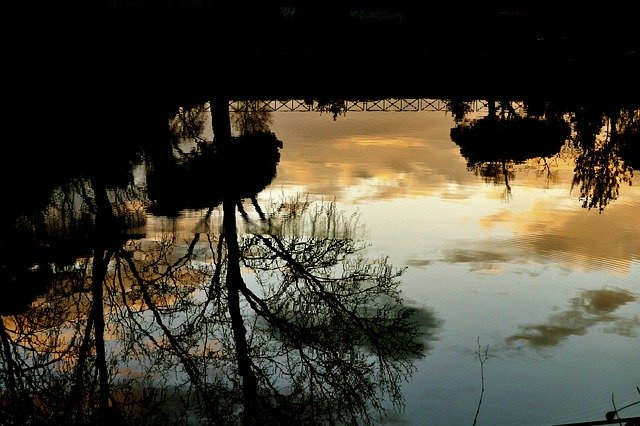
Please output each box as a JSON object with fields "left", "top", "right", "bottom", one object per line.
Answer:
{"left": 605, "top": 388, "right": 640, "bottom": 422}
{"left": 610, "top": 392, "right": 621, "bottom": 425}
{"left": 473, "top": 337, "right": 489, "bottom": 426}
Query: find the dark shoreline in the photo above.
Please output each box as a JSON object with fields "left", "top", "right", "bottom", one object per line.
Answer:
{"left": 6, "top": 1, "right": 640, "bottom": 107}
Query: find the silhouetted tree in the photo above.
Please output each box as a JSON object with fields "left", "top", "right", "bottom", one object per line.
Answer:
{"left": 570, "top": 106, "right": 638, "bottom": 212}
{"left": 231, "top": 100, "right": 273, "bottom": 135}
{"left": 0, "top": 179, "right": 149, "bottom": 425}
{"left": 451, "top": 98, "right": 570, "bottom": 201}
{"left": 445, "top": 98, "right": 475, "bottom": 123}
{"left": 1, "top": 95, "right": 431, "bottom": 426}
{"left": 315, "top": 98, "right": 349, "bottom": 120}
{"left": 145, "top": 99, "right": 282, "bottom": 217}
{"left": 237, "top": 197, "right": 430, "bottom": 424}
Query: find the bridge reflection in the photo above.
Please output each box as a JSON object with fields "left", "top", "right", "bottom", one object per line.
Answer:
{"left": 229, "top": 98, "right": 515, "bottom": 113}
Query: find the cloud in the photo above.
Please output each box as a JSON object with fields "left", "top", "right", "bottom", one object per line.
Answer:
{"left": 405, "top": 259, "right": 434, "bottom": 268}
{"left": 506, "top": 288, "right": 639, "bottom": 349}
{"left": 439, "top": 196, "right": 640, "bottom": 275}
{"left": 270, "top": 111, "right": 476, "bottom": 201}
{"left": 439, "top": 246, "right": 512, "bottom": 273}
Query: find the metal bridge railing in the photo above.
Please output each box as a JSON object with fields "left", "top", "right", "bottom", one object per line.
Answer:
{"left": 229, "top": 99, "right": 501, "bottom": 113}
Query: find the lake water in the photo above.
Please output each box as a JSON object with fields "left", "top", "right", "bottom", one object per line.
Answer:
{"left": 1, "top": 97, "right": 638, "bottom": 425}
{"left": 146, "top": 100, "right": 640, "bottom": 424}
{"left": 254, "top": 104, "right": 640, "bottom": 425}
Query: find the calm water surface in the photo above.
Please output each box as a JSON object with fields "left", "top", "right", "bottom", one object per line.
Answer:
{"left": 3, "top": 99, "right": 639, "bottom": 425}
{"left": 262, "top": 108, "right": 640, "bottom": 425}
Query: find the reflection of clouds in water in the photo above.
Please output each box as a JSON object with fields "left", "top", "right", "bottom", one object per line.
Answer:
{"left": 603, "top": 317, "right": 640, "bottom": 337}
{"left": 512, "top": 268, "right": 542, "bottom": 277}
{"left": 405, "top": 259, "right": 434, "bottom": 268}
{"left": 506, "top": 288, "right": 639, "bottom": 349}
{"left": 439, "top": 247, "right": 511, "bottom": 273}
{"left": 354, "top": 168, "right": 373, "bottom": 179}
{"left": 354, "top": 174, "right": 405, "bottom": 192}
{"left": 478, "top": 201, "right": 640, "bottom": 274}
{"left": 272, "top": 111, "right": 475, "bottom": 201}
{"left": 440, "top": 190, "right": 474, "bottom": 200}
{"left": 350, "top": 136, "right": 424, "bottom": 148}
{"left": 441, "top": 202, "right": 640, "bottom": 274}
{"left": 443, "top": 248, "right": 511, "bottom": 264}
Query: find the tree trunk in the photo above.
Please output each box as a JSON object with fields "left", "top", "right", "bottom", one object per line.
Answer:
{"left": 212, "top": 94, "right": 259, "bottom": 424}
{"left": 90, "top": 179, "right": 113, "bottom": 422}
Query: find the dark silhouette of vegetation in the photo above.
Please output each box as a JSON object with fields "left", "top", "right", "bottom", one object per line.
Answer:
{"left": 1, "top": 94, "right": 433, "bottom": 425}
{"left": 145, "top": 100, "right": 282, "bottom": 217}
{"left": 450, "top": 98, "right": 570, "bottom": 201}
{"left": 5, "top": 0, "right": 639, "bottom": 420}
{"left": 447, "top": 98, "right": 639, "bottom": 210}
{"left": 12, "top": 0, "right": 639, "bottom": 103}
{"left": 314, "top": 98, "right": 350, "bottom": 120}
{"left": 569, "top": 106, "right": 638, "bottom": 212}
{"left": 0, "top": 192, "right": 429, "bottom": 426}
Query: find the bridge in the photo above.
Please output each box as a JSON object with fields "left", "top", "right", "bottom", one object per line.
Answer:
{"left": 229, "top": 99, "right": 527, "bottom": 114}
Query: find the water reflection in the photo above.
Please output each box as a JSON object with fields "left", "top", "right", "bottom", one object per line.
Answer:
{"left": 570, "top": 107, "right": 638, "bottom": 212}
{"left": 1, "top": 91, "right": 638, "bottom": 424}
{"left": 506, "top": 287, "right": 640, "bottom": 348}
{"left": 450, "top": 98, "right": 570, "bottom": 202}
{"left": 0, "top": 97, "right": 433, "bottom": 425}
{"left": 449, "top": 98, "right": 639, "bottom": 210}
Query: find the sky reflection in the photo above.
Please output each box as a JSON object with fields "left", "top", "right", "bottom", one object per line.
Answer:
{"left": 131, "top": 104, "right": 639, "bottom": 424}
{"left": 506, "top": 287, "right": 639, "bottom": 348}
{"left": 268, "top": 110, "right": 640, "bottom": 276}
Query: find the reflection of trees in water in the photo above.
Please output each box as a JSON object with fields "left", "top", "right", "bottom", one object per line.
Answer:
{"left": 449, "top": 98, "right": 570, "bottom": 202}
{"left": 231, "top": 100, "right": 273, "bottom": 135}
{"left": 0, "top": 178, "right": 149, "bottom": 424}
{"left": 313, "top": 98, "right": 349, "bottom": 120}
{"left": 145, "top": 100, "right": 282, "bottom": 217}
{"left": 569, "top": 107, "right": 638, "bottom": 212}
{"left": 238, "top": 198, "right": 430, "bottom": 423}
{"left": 448, "top": 98, "right": 639, "bottom": 211}
{"left": 445, "top": 98, "right": 475, "bottom": 123}
{"left": 1, "top": 98, "right": 432, "bottom": 425}
{"left": 0, "top": 175, "right": 147, "bottom": 314}
{"left": 0, "top": 195, "right": 431, "bottom": 425}
{"left": 6, "top": 93, "right": 634, "bottom": 423}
